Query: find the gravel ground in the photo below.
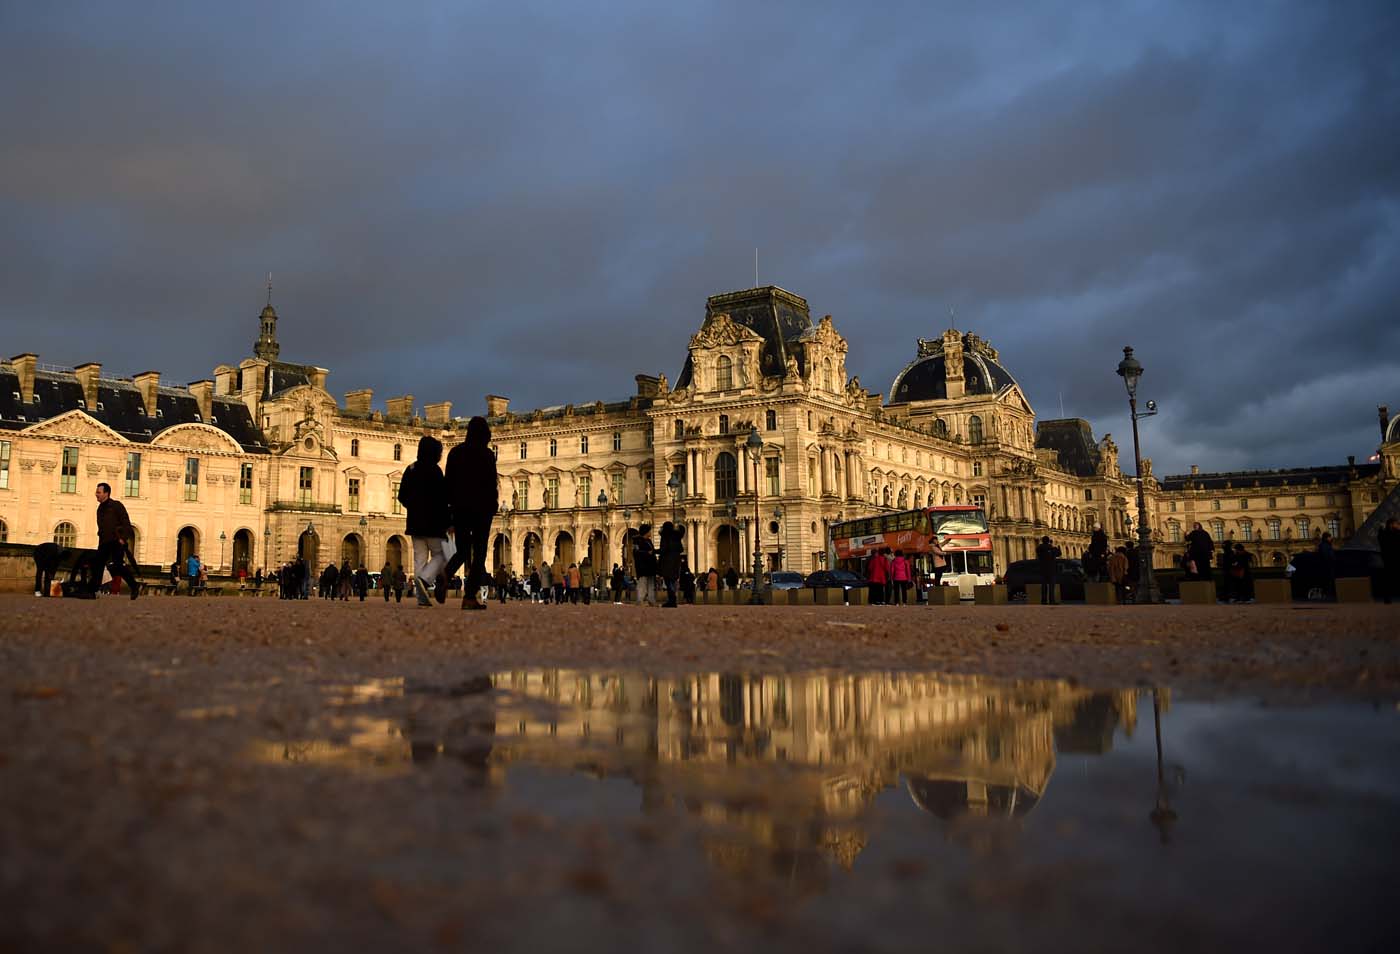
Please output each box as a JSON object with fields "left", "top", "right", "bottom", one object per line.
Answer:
{"left": 3, "top": 595, "right": 1398, "bottom": 952}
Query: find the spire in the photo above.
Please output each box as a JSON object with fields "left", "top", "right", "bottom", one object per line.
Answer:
{"left": 254, "top": 277, "right": 280, "bottom": 361}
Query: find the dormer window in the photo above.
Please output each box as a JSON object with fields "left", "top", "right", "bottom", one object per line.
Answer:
{"left": 76, "top": 399, "right": 86, "bottom": 408}
{"left": 155, "top": 409, "right": 164, "bottom": 419}
{"left": 193, "top": 413, "right": 202, "bottom": 422}
{"left": 715, "top": 355, "right": 733, "bottom": 390}
{"left": 96, "top": 402, "right": 104, "bottom": 411}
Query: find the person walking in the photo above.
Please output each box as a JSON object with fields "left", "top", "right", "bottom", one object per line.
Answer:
{"left": 680, "top": 559, "right": 696, "bottom": 604}
{"left": 725, "top": 565, "right": 739, "bottom": 592}
{"left": 493, "top": 564, "right": 509, "bottom": 604}
{"left": 707, "top": 567, "right": 719, "bottom": 592}
{"left": 891, "top": 549, "right": 911, "bottom": 605}
{"left": 169, "top": 559, "right": 180, "bottom": 589}
{"left": 339, "top": 558, "right": 353, "bottom": 601}
{"left": 538, "top": 560, "right": 554, "bottom": 604}
{"left": 1088, "top": 527, "right": 1110, "bottom": 582}
{"left": 1036, "top": 535, "right": 1061, "bottom": 604}
{"left": 92, "top": 482, "right": 140, "bottom": 600}
{"left": 610, "top": 563, "right": 625, "bottom": 604}
{"left": 1378, "top": 517, "right": 1400, "bottom": 604}
{"left": 1229, "top": 543, "right": 1254, "bottom": 603}
{"left": 33, "top": 541, "right": 63, "bottom": 598}
{"left": 1108, "top": 546, "right": 1130, "bottom": 604}
{"left": 528, "top": 567, "right": 542, "bottom": 603}
{"left": 1317, "top": 532, "right": 1337, "bottom": 601}
{"left": 380, "top": 562, "right": 394, "bottom": 601}
{"left": 393, "top": 565, "right": 407, "bottom": 603}
{"left": 354, "top": 564, "right": 370, "bottom": 601}
{"left": 867, "top": 549, "right": 888, "bottom": 605}
{"left": 632, "top": 524, "right": 659, "bottom": 607}
{"left": 398, "top": 435, "right": 451, "bottom": 607}
{"left": 1185, "top": 522, "right": 1214, "bottom": 582}
{"left": 567, "top": 563, "right": 582, "bottom": 604}
{"left": 658, "top": 521, "right": 683, "bottom": 608}
{"left": 186, "top": 551, "right": 202, "bottom": 595}
{"left": 442, "top": 416, "right": 499, "bottom": 611}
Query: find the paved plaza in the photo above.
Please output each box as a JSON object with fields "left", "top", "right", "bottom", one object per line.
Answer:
{"left": 3, "top": 596, "right": 1398, "bottom": 952}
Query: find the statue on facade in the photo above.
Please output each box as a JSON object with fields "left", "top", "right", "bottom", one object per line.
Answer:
{"left": 737, "top": 352, "right": 751, "bottom": 387}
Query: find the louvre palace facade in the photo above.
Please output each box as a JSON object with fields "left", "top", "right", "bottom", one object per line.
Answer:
{"left": 2, "top": 285, "right": 1396, "bottom": 580}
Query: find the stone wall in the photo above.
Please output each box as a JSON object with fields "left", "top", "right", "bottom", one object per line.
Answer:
{"left": 0, "top": 543, "right": 37, "bottom": 594}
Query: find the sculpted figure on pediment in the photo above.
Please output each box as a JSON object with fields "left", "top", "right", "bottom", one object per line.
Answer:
{"left": 23, "top": 410, "right": 127, "bottom": 444}
{"left": 151, "top": 423, "right": 243, "bottom": 454}
{"left": 689, "top": 312, "right": 764, "bottom": 350}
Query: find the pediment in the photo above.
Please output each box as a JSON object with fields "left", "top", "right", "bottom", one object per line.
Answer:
{"left": 21, "top": 410, "right": 129, "bottom": 444}
{"left": 999, "top": 385, "right": 1034, "bottom": 414}
{"left": 343, "top": 465, "right": 365, "bottom": 478}
{"left": 688, "top": 312, "right": 765, "bottom": 351}
{"left": 151, "top": 423, "right": 244, "bottom": 454}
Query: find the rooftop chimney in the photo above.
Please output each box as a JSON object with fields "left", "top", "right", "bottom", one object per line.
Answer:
{"left": 73, "top": 362, "right": 101, "bottom": 411}
{"left": 942, "top": 329, "right": 965, "bottom": 400}
{"left": 11, "top": 353, "right": 36, "bottom": 405}
{"left": 385, "top": 395, "right": 414, "bottom": 420}
{"left": 344, "top": 388, "right": 373, "bottom": 415}
{"left": 309, "top": 367, "right": 328, "bottom": 391}
{"left": 424, "top": 401, "right": 452, "bottom": 426}
{"left": 214, "top": 364, "right": 238, "bottom": 396}
{"left": 134, "top": 371, "right": 160, "bottom": 418}
{"left": 486, "top": 394, "right": 510, "bottom": 417}
{"left": 189, "top": 380, "right": 214, "bottom": 423}
{"left": 635, "top": 375, "right": 659, "bottom": 398}
{"left": 1190, "top": 464, "right": 1200, "bottom": 475}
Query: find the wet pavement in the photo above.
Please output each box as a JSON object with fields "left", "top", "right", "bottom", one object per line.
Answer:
{"left": 3, "top": 598, "right": 1400, "bottom": 951}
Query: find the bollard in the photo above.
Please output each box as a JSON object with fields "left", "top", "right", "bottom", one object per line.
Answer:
{"left": 926, "top": 586, "right": 960, "bottom": 606}
{"left": 1032, "top": 584, "right": 1061, "bottom": 605}
{"left": 846, "top": 587, "right": 869, "bottom": 606}
{"left": 1178, "top": 580, "right": 1217, "bottom": 605}
{"left": 786, "top": 588, "right": 815, "bottom": 606}
{"left": 973, "top": 584, "right": 1006, "bottom": 605}
{"left": 1254, "top": 579, "right": 1292, "bottom": 603}
{"left": 1083, "top": 582, "right": 1116, "bottom": 605}
{"left": 1335, "top": 577, "right": 1374, "bottom": 603}
{"left": 813, "top": 587, "right": 845, "bottom": 606}
{"left": 719, "top": 589, "right": 738, "bottom": 605}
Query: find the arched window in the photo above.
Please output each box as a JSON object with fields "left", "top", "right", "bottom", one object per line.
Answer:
{"left": 0, "top": 517, "right": 7, "bottom": 543}
{"left": 350, "top": 438, "right": 359, "bottom": 458}
{"left": 549, "top": 438, "right": 557, "bottom": 458}
{"left": 823, "top": 358, "right": 834, "bottom": 391}
{"left": 393, "top": 443, "right": 402, "bottom": 461}
{"left": 765, "top": 409, "right": 776, "bottom": 431}
{"left": 883, "top": 486, "right": 892, "bottom": 507}
{"left": 715, "top": 355, "right": 733, "bottom": 391}
{"left": 714, "top": 452, "right": 737, "bottom": 500}
{"left": 968, "top": 415, "right": 983, "bottom": 444}
{"left": 54, "top": 521, "right": 77, "bottom": 547}
{"left": 519, "top": 441, "right": 528, "bottom": 460}
{"left": 934, "top": 418, "right": 948, "bottom": 438}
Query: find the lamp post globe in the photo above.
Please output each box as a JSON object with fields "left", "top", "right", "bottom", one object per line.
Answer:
{"left": 666, "top": 471, "right": 681, "bottom": 523}
{"left": 1117, "top": 346, "right": 1159, "bottom": 603}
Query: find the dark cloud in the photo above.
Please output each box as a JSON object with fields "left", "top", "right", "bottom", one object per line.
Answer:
{"left": 2, "top": 0, "right": 1397, "bottom": 474}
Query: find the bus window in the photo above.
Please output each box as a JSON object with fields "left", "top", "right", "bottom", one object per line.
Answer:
{"left": 932, "top": 511, "right": 988, "bottom": 535}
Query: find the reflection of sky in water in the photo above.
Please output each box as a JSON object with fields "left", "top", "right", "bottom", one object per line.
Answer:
{"left": 243, "top": 670, "right": 1400, "bottom": 946}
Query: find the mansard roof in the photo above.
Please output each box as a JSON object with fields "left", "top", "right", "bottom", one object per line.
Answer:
{"left": 0, "top": 366, "right": 268, "bottom": 453}
{"left": 1035, "top": 419, "right": 1101, "bottom": 478}
{"left": 1159, "top": 463, "right": 1380, "bottom": 492}
{"left": 675, "top": 286, "right": 813, "bottom": 389}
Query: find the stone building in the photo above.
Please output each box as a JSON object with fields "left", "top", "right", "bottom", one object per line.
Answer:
{"left": 2, "top": 285, "right": 1396, "bottom": 581}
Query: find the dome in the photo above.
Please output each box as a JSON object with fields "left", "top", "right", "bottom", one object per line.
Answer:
{"left": 260, "top": 304, "right": 278, "bottom": 319}
{"left": 888, "top": 333, "right": 1017, "bottom": 404}
{"left": 1387, "top": 412, "right": 1400, "bottom": 445}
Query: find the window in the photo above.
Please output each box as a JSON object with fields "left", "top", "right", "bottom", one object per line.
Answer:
{"left": 393, "top": 443, "right": 402, "bottom": 462}
{"left": 1241, "top": 523, "right": 1254, "bottom": 542}
{"left": 347, "top": 477, "right": 360, "bottom": 512}
{"left": 715, "top": 452, "right": 737, "bottom": 500}
{"left": 1297, "top": 517, "right": 1310, "bottom": 537}
{"left": 968, "top": 416, "right": 983, "bottom": 444}
{"left": 716, "top": 355, "right": 733, "bottom": 390}
{"left": 1168, "top": 523, "right": 1182, "bottom": 543}
{"left": 580, "top": 435, "right": 589, "bottom": 455}
{"left": 54, "top": 521, "right": 77, "bottom": 548}
{"left": 60, "top": 446, "right": 79, "bottom": 494}
{"left": 350, "top": 438, "right": 359, "bottom": 458}
{"left": 1268, "top": 497, "right": 1277, "bottom": 509}
{"left": 1327, "top": 517, "right": 1340, "bottom": 538}
{"left": 718, "top": 415, "right": 729, "bottom": 435}
{"left": 519, "top": 441, "right": 528, "bottom": 460}
{"left": 1267, "top": 518, "right": 1281, "bottom": 540}
{"left": 972, "top": 493, "right": 986, "bottom": 512}
{"left": 1211, "top": 499, "right": 1221, "bottom": 511}
{"left": 121, "top": 452, "right": 141, "bottom": 498}
{"left": 765, "top": 409, "right": 776, "bottom": 431}
{"left": 0, "top": 517, "right": 6, "bottom": 543}
{"left": 933, "top": 418, "right": 947, "bottom": 438}
{"left": 675, "top": 420, "right": 684, "bottom": 441}
{"left": 1326, "top": 494, "right": 1336, "bottom": 506}
{"left": 611, "top": 473, "right": 624, "bottom": 505}
{"left": 1083, "top": 488, "right": 1092, "bottom": 500}
{"left": 239, "top": 462, "right": 253, "bottom": 504}
{"left": 1240, "top": 498, "right": 1249, "bottom": 510}
{"left": 808, "top": 458, "right": 817, "bottom": 493}
{"left": 823, "top": 358, "right": 834, "bottom": 391}
{"left": 298, "top": 466, "right": 314, "bottom": 506}
{"left": 1169, "top": 501, "right": 1177, "bottom": 512}
{"left": 391, "top": 479, "right": 402, "bottom": 514}
{"left": 549, "top": 438, "right": 557, "bottom": 458}
{"left": 1210, "top": 519, "right": 1225, "bottom": 538}
{"left": 516, "top": 478, "right": 529, "bottom": 510}
{"left": 807, "top": 412, "right": 813, "bottom": 430}
{"left": 545, "top": 477, "right": 560, "bottom": 509}
{"left": 612, "top": 432, "right": 622, "bottom": 452}
{"left": 973, "top": 462, "right": 983, "bottom": 478}
{"left": 0, "top": 440, "right": 10, "bottom": 489}
{"left": 1295, "top": 495, "right": 1306, "bottom": 508}
{"left": 184, "top": 458, "right": 199, "bottom": 501}
{"left": 579, "top": 475, "right": 591, "bottom": 506}
{"left": 766, "top": 457, "right": 780, "bottom": 496}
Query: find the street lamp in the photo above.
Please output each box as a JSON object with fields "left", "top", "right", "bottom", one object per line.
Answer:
{"left": 666, "top": 470, "right": 681, "bottom": 524}
{"left": 263, "top": 526, "right": 271, "bottom": 572}
{"left": 745, "top": 427, "right": 764, "bottom": 603}
{"left": 219, "top": 531, "right": 226, "bottom": 572}
{"left": 1117, "top": 346, "right": 1160, "bottom": 604}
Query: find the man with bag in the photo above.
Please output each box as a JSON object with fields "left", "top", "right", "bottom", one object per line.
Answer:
{"left": 93, "top": 482, "right": 140, "bottom": 600}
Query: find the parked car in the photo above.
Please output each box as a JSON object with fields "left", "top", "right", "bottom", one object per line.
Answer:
{"left": 804, "top": 569, "right": 869, "bottom": 593}
{"left": 1002, "top": 559, "right": 1088, "bottom": 601}
{"left": 769, "top": 571, "right": 806, "bottom": 591}
{"left": 1287, "top": 548, "right": 1382, "bottom": 600}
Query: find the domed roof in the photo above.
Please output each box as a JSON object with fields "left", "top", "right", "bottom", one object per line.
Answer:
{"left": 888, "top": 332, "right": 1017, "bottom": 403}
{"left": 260, "top": 304, "right": 278, "bottom": 319}
{"left": 1387, "top": 412, "right": 1400, "bottom": 445}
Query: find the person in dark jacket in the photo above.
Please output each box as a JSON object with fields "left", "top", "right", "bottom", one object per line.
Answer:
{"left": 725, "top": 566, "right": 739, "bottom": 591}
{"left": 1228, "top": 543, "right": 1254, "bottom": 603}
{"left": 658, "top": 521, "right": 684, "bottom": 607}
{"left": 1185, "top": 522, "right": 1214, "bottom": 581}
{"left": 398, "top": 435, "right": 451, "bottom": 607}
{"left": 632, "top": 525, "right": 658, "bottom": 606}
{"left": 1036, "top": 535, "right": 1061, "bottom": 604}
{"left": 680, "top": 559, "right": 696, "bottom": 604}
{"left": 338, "top": 558, "right": 353, "bottom": 600}
{"left": 1087, "top": 527, "right": 1110, "bottom": 582}
{"left": 33, "top": 541, "right": 64, "bottom": 597}
{"left": 1379, "top": 517, "right": 1400, "bottom": 604}
{"left": 354, "top": 565, "right": 370, "bottom": 600}
{"left": 322, "top": 561, "right": 338, "bottom": 600}
{"left": 393, "top": 566, "right": 407, "bottom": 603}
{"left": 610, "top": 564, "right": 625, "bottom": 604}
{"left": 93, "top": 483, "right": 140, "bottom": 599}
{"left": 442, "top": 416, "right": 499, "bottom": 611}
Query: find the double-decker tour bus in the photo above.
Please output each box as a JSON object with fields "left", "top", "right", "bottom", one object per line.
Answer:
{"left": 830, "top": 505, "right": 995, "bottom": 600}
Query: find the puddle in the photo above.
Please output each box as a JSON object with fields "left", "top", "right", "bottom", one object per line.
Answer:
{"left": 246, "top": 670, "right": 1400, "bottom": 950}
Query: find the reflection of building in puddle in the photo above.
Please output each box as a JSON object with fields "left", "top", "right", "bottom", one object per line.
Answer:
{"left": 246, "top": 671, "right": 1138, "bottom": 877}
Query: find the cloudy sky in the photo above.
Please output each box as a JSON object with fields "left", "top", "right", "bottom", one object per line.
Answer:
{"left": 3, "top": 1, "right": 1397, "bottom": 475}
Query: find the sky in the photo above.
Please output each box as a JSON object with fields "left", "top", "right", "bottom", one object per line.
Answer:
{"left": 2, "top": 0, "right": 1397, "bottom": 476}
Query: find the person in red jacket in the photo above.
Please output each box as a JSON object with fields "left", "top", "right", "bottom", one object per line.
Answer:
{"left": 867, "top": 549, "right": 889, "bottom": 604}
{"left": 891, "top": 549, "right": 912, "bottom": 605}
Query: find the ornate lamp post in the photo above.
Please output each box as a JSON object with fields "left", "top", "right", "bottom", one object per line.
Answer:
{"left": 1116, "top": 346, "right": 1160, "bottom": 603}
{"left": 219, "top": 531, "right": 227, "bottom": 572}
{"left": 263, "top": 526, "right": 271, "bottom": 572}
{"left": 772, "top": 506, "right": 784, "bottom": 570}
{"left": 745, "top": 427, "right": 765, "bottom": 603}
{"left": 666, "top": 471, "right": 681, "bottom": 524}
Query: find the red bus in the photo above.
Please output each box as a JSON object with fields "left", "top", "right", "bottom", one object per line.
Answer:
{"left": 830, "top": 505, "right": 995, "bottom": 599}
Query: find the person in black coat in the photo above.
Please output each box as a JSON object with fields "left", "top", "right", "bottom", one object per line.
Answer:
{"left": 1035, "top": 535, "right": 1061, "bottom": 604}
{"left": 658, "top": 520, "right": 684, "bottom": 608}
{"left": 398, "top": 435, "right": 451, "bottom": 606}
{"left": 1185, "top": 522, "right": 1214, "bottom": 581}
{"left": 33, "top": 541, "right": 64, "bottom": 597}
{"left": 442, "top": 416, "right": 499, "bottom": 611}
{"left": 610, "top": 563, "right": 625, "bottom": 604}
